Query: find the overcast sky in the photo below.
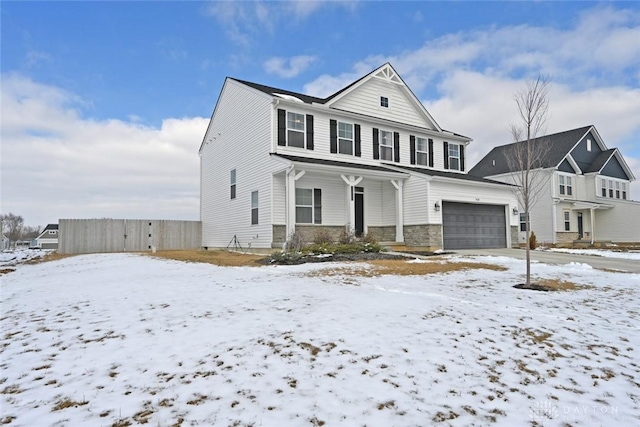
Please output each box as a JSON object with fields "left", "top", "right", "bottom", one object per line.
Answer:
{"left": 2, "top": 1, "right": 639, "bottom": 228}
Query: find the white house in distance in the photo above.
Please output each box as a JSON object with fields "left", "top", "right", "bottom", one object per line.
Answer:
{"left": 469, "top": 125, "right": 640, "bottom": 245}
{"left": 199, "top": 63, "right": 519, "bottom": 251}
{"left": 34, "top": 224, "right": 59, "bottom": 249}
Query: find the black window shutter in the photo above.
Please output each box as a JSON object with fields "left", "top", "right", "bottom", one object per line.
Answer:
{"left": 306, "top": 115, "right": 314, "bottom": 150}
{"left": 428, "top": 139, "right": 434, "bottom": 167}
{"left": 460, "top": 145, "right": 465, "bottom": 171}
{"left": 277, "top": 109, "right": 286, "bottom": 146}
{"left": 373, "top": 128, "right": 379, "bottom": 160}
{"left": 314, "top": 189, "right": 322, "bottom": 224}
{"left": 394, "top": 132, "right": 400, "bottom": 163}
{"left": 410, "top": 135, "right": 416, "bottom": 165}
{"left": 354, "top": 124, "right": 361, "bottom": 157}
{"left": 443, "top": 141, "right": 449, "bottom": 169}
{"left": 329, "top": 120, "right": 337, "bottom": 153}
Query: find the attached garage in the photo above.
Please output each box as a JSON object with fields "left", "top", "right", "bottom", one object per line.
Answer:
{"left": 442, "top": 202, "right": 507, "bottom": 249}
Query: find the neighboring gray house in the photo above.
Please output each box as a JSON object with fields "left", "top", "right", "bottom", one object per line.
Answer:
{"left": 34, "top": 224, "right": 59, "bottom": 249}
{"left": 470, "top": 125, "right": 639, "bottom": 245}
{"left": 200, "top": 63, "right": 519, "bottom": 251}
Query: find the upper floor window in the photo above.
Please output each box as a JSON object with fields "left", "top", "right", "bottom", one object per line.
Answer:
{"left": 622, "top": 182, "right": 627, "bottom": 200}
{"left": 338, "top": 122, "right": 353, "bottom": 155}
{"left": 448, "top": 143, "right": 461, "bottom": 171}
{"left": 615, "top": 181, "right": 620, "bottom": 199}
{"left": 379, "top": 130, "right": 393, "bottom": 161}
{"left": 609, "top": 179, "right": 614, "bottom": 198}
{"left": 251, "top": 191, "right": 259, "bottom": 225}
{"left": 416, "top": 137, "right": 429, "bottom": 166}
{"left": 287, "top": 112, "right": 305, "bottom": 148}
{"left": 48, "top": 230, "right": 57, "bottom": 235}
{"left": 380, "top": 96, "right": 389, "bottom": 108}
{"left": 559, "top": 175, "right": 573, "bottom": 196}
{"left": 601, "top": 178, "right": 607, "bottom": 197}
{"left": 230, "top": 169, "right": 236, "bottom": 200}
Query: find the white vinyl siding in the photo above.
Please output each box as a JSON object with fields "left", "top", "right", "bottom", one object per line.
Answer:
{"left": 329, "top": 78, "right": 431, "bottom": 129}
{"left": 200, "top": 80, "right": 273, "bottom": 248}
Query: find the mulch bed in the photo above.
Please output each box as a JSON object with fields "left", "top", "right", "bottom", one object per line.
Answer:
{"left": 513, "top": 283, "right": 555, "bottom": 292}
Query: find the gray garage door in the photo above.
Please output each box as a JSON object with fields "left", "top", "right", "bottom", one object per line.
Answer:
{"left": 442, "top": 202, "right": 506, "bottom": 250}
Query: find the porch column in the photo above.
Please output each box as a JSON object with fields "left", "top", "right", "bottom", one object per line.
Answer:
{"left": 590, "top": 207, "right": 596, "bottom": 244}
{"left": 391, "top": 180, "right": 405, "bottom": 243}
{"left": 285, "top": 169, "right": 305, "bottom": 239}
{"left": 340, "top": 174, "right": 362, "bottom": 233}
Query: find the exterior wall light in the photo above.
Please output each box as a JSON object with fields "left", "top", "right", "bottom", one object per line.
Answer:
{"left": 512, "top": 207, "right": 519, "bottom": 216}
{"left": 435, "top": 202, "right": 441, "bottom": 211}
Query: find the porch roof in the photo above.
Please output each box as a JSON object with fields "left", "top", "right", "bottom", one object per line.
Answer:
{"left": 271, "top": 154, "right": 409, "bottom": 178}
{"left": 570, "top": 200, "right": 614, "bottom": 210}
{"left": 389, "top": 164, "right": 516, "bottom": 186}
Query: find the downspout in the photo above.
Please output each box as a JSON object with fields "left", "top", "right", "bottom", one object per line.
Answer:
{"left": 272, "top": 99, "right": 280, "bottom": 154}
{"left": 284, "top": 163, "right": 295, "bottom": 241}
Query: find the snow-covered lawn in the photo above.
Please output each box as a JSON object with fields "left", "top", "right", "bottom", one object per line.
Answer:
{"left": 1, "top": 253, "right": 639, "bottom": 426}
{"left": 541, "top": 247, "right": 640, "bottom": 260}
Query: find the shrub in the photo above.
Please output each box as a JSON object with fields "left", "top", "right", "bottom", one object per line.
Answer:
{"left": 312, "top": 229, "right": 333, "bottom": 245}
{"left": 359, "top": 231, "right": 378, "bottom": 245}
{"left": 338, "top": 228, "right": 356, "bottom": 245}
{"left": 284, "top": 230, "right": 305, "bottom": 252}
{"left": 529, "top": 231, "right": 538, "bottom": 250}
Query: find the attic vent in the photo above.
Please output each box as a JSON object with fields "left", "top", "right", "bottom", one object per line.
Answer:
{"left": 492, "top": 160, "right": 496, "bottom": 166}
{"left": 274, "top": 93, "right": 304, "bottom": 103}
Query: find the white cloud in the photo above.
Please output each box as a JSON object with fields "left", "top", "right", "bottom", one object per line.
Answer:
{"left": 1, "top": 74, "right": 208, "bottom": 227}
{"left": 264, "top": 55, "right": 317, "bottom": 78}
{"left": 301, "top": 6, "right": 640, "bottom": 182}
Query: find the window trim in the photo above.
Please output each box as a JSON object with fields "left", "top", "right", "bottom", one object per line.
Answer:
{"left": 416, "top": 137, "right": 429, "bottom": 166}
{"left": 558, "top": 174, "right": 573, "bottom": 196}
{"left": 380, "top": 96, "right": 389, "bottom": 108}
{"left": 295, "top": 188, "right": 322, "bottom": 224}
{"left": 378, "top": 129, "right": 394, "bottom": 161}
{"left": 563, "top": 210, "right": 570, "bottom": 231}
{"left": 286, "top": 111, "right": 305, "bottom": 148}
{"left": 251, "top": 191, "right": 258, "bottom": 225}
{"left": 230, "top": 169, "right": 236, "bottom": 200}
{"left": 448, "top": 143, "right": 461, "bottom": 171}
{"left": 519, "top": 212, "right": 528, "bottom": 232}
{"left": 622, "top": 182, "right": 627, "bottom": 200}
{"left": 338, "top": 121, "right": 354, "bottom": 155}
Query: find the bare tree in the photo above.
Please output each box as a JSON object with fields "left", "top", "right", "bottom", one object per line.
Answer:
{"left": 1, "top": 213, "right": 24, "bottom": 249}
{"left": 506, "top": 75, "right": 552, "bottom": 288}
{"left": 22, "top": 225, "right": 42, "bottom": 240}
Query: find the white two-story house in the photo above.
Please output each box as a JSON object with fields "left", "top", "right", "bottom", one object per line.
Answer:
{"left": 470, "top": 125, "right": 639, "bottom": 245}
{"left": 200, "top": 63, "right": 519, "bottom": 250}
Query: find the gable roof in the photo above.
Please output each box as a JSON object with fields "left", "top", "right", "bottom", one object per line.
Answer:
{"left": 584, "top": 149, "right": 616, "bottom": 173}
{"left": 271, "top": 153, "right": 408, "bottom": 175}
{"left": 229, "top": 63, "right": 448, "bottom": 133}
{"left": 36, "top": 224, "right": 58, "bottom": 240}
{"left": 469, "top": 126, "right": 593, "bottom": 177}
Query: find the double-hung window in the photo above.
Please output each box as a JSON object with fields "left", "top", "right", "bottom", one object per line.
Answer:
{"left": 615, "top": 181, "right": 620, "bottom": 199}
{"left": 416, "top": 137, "right": 428, "bottom": 166}
{"left": 379, "top": 130, "right": 393, "bottom": 161}
{"left": 601, "top": 178, "right": 607, "bottom": 197}
{"left": 338, "top": 122, "right": 353, "bottom": 155}
{"left": 287, "top": 112, "right": 305, "bottom": 148}
{"left": 230, "top": 169, "right": 236, "bottom": 200}
{"left": 622, "top": 182, "right": 627, "bottom": 200}
{"left": 295, "top": 188, "right": 322, "bottom": 224}
{"left": 251, "top": 191, "right": 258, "bottom": 225}
{"left": 559, "top": 175, "right": 573, "bottom": 196}
{"left": 448, "top": 143, "right": 460, "bottom": 171}
{"left": 609, "top": 180, "right": 614, "bottom": 198}
{"left": 564, "top": 211, "right": 570, "bottom": 231}
{"left": 519, "top": 212, "right": 528, "bottom": 232}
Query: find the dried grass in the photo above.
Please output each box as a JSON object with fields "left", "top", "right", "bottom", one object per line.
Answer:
{"left": 148, "top": 250, "right": 265, "bottom": 267}
{"left": 25, "top": 252, "right": 76, "bottom": 265}
{"left": 535, "top": 278, "right": 591, "bottom": 291}
{"left": 306, "top": 259, "right": 506, "bottom": 278}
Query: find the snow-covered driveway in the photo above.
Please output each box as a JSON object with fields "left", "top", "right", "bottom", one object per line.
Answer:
{"left": 1, "top": 253, "right": 638, "bottom": 426}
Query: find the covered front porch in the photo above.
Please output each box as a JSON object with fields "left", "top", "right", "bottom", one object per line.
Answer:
{"left": 556, "top": 200, "right": 613, "bottom": 245}
{"left": 270, "top": 154, "right": 409, "bottom": 247}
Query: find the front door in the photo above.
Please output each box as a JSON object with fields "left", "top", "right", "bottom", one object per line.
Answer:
{"left": 355, "top": 187, "right": 364, "bottom": 237}
{"left": 577, "top": 212, "right": 583, "bottom": 239}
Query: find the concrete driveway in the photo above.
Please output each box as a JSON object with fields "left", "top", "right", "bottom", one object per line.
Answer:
{"left": 451, "top": 248, "right": 640, "bottom": 274}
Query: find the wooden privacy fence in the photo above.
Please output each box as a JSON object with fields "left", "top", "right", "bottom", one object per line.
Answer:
{"left": 59, "top": 219, "right": 202, "bottom": 254}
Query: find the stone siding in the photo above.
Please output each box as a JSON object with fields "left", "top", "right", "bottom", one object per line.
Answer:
{"left": 404, "top": 224, "right": 443, "bottom": 249}
{"left": 555, "top": 231, "right": 579, "bottom": 246}
{"left": 510, "top": 226, "right": 519, "bottom": 248}
{"left": 367, "top": 226, "right": 396, "bottom": 242}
